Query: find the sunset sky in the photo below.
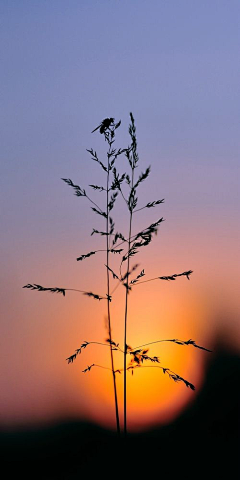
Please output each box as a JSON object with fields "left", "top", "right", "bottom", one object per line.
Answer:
{"left": 1, "top": 1, "right": 240, "bottom": 431}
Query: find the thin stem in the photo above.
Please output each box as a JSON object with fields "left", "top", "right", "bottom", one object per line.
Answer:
{"left": 75, "top": 340, "right": 123, "bottom": 353}
{"left": 129, "top": 338, "right": 212, "bottom": 353}
{"left": 89, "top": 341, "right": 123, "bottom": 352}
{"left": 119, "top": 186, "right": 128, "bottom": 205}
{"left": 133, "top": 205, "right": 148, "bottom": 213}
{"left": 123, "top": 165, "right": 134, "bottom": 438}
{"left": 83, "top": 364, "right": 195, "bottom": 390}
{"left": 125, "top": 365, "right": 181, "bottom": 376}
{"left": 131, "top": 269, "right": 193, "bottom": 286}
{"left": 85, "top": 193, "right": 104, "bottom": 213}
{"left": 65, "top": 288, "right": 107, "bottom": 296}
{"left": 106, "top": 143, "right": 120, "bottom": 436}
{"left": 93, "top": 364, "right": 113, "bottom": 371}
{"left": 85, "top": 363, "right": 188, "bottom": 378}
{"left": 110, "top": 280, "right": 122, "bottom": 296}
{"left": 129, "top": 339, "right": 168, "bottom": 351}
{"left": 130, "top": 276, "right": 160, "bottom": 285}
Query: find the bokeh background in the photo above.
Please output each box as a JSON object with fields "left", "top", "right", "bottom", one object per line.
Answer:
{"left": 1, "top": 0, "right": 239, "bottom": 432}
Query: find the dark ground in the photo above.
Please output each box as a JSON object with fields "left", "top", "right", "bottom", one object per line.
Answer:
{"left": 1, "top": 346, "right": 240, "bottom": 478}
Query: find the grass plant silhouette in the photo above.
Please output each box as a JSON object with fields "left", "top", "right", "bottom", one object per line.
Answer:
{"left": 23, "top": 113, "right": 211, "bottom": 437}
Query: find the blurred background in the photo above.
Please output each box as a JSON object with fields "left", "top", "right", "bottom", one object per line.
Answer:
{"left": 1, "top": 0, "right": 239, "bottom": 443}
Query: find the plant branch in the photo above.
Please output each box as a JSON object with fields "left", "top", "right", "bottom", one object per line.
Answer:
{"left": 133, "top": 199, "right": 165, "bottom": 213}
{"left": 81, "top": 363, "right": 195, "bottom": 390}
{"left": 132, "top": 270, "right": 193, "bottom": 286}
{"left": 129, "top": 338, "right": 212, "bottom": 353}
{"left": 66, "top": 340, "right": 124, "bottom": 365}
{"left": 123, "top": 112, "right": 137, "bottom": 437}
{"left": 106, "top": 130, "right": 120, "bottom": 435}
{"left": 23, "top": 284, "right": 109, "bottom": 301}
{"left": 61, "top": 178, "right": 103, "bottom": 213}
{"left": 126, "top": 365, "right": 195, "bottom": 390}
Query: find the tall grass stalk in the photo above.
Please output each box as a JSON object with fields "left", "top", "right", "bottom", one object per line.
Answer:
{"left": 23, "top": 113, "right": 211, "bottom": 437}
{"left": 123, "top": 113, "right": 137, "bottom": 436}
{"left": 106, "top": 134, "right": 120, "bottom": 435}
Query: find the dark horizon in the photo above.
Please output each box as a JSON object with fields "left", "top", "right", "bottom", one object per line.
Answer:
{"left": 2, "top": 343, "right": 240, "bottom": 476}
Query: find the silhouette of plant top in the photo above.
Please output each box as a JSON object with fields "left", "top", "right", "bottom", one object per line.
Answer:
{"left": 91, "top": 117, "right": 115, "bottom": 134}
{"left": 23, "top": 113, "right": 211, "bottom": 436}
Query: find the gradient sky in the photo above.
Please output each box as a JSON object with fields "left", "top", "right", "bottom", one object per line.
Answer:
{"left": 1, "top": 1, "right": 240, "bottom": 431}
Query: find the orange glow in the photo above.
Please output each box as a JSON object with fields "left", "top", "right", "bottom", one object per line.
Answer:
{"left": 1, "top": 226, "right": 239, "bottom": 432}
{"left": 84, "top": 288, "right": 207, "bottom": 430}
{"left": 1, "top": 194, "right": 239, "bottom": 431}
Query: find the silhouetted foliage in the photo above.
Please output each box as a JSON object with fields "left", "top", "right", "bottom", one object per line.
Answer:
{"left": 76, "top": 251, "right": 97, "bottom": 261}
{"left": 23, "top": 284, "right": 66, "bottom": 296}
{"left": 23, "top": 113, "right": 211, "bottom": 438}
{"left": 159, "top": 270, "right": 193, "bottom": 281}
{"left": 61, "top": 178, "right": 86, "bottom": 197}
{"left": 23, "top": 283, "right": 108, "bottom": 302}
{"left": 83, "top": 292, "right": 106, "bottom": 301}
{"left": 162, "top": 368, "right": 195, "bottom": 390}
{"left": 89, "top": 184, "right": 105, "bottom": 191}
{"left": 130, "top": 269, "right": 145, "bottom": 285}
{"left": 82, "top": 364, "right": 95, "bottom": 373}
{"left": 166, "top": 338, "right": 212, "bottom": 352}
